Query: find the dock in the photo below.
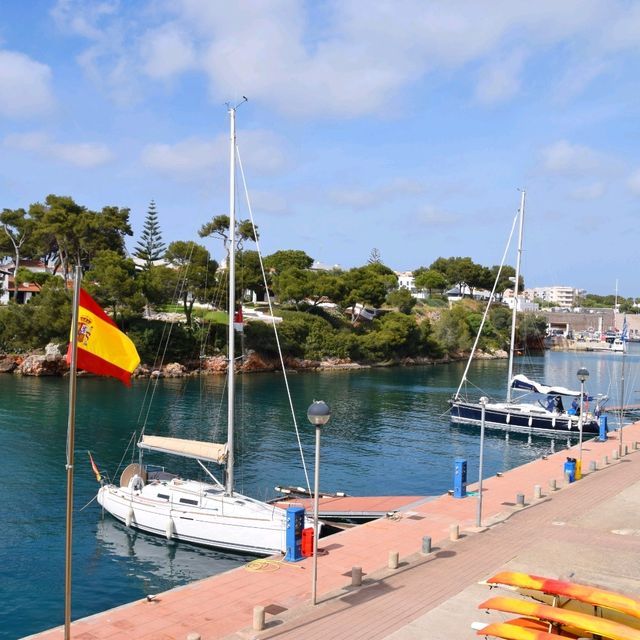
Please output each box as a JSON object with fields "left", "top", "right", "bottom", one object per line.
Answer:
{"left": 27, "top": 422, "right": 640, "bottom": 640}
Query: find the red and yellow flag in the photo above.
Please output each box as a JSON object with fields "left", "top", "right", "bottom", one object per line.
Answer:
{"left": 88, "top": 451, "right": 102, "bottom": 483}
{"left": 66, "top": 288, "right": 140, "bottom": 386}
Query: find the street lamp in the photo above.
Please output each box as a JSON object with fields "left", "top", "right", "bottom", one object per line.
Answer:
{"left": 577, "top": 367, "right": 589, "bottom": 476}
{"left": 307, "top": 400, "right": 331, "bottom": 605}
{"left": 476, "top": 397, "right": 488, "bottom": 528}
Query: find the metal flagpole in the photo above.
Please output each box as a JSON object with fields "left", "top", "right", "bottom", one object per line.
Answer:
{"left": 64, "top": 266, "right": 82, "bottom": 639}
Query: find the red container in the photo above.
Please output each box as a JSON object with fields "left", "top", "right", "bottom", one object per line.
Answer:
{"left": 301, "top": 527, "right": 314, "bottom": 557}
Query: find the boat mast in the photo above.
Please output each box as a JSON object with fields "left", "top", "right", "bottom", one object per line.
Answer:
{"left": 506, "top": 190, "right": 525, "bottom": 403}
{"left": 226, "top": 105, "right": 237, "bottom": 496}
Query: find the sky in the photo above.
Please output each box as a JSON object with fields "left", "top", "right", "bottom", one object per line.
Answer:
{"left": 1, "top": 1, "right": 639, "bottom": 297}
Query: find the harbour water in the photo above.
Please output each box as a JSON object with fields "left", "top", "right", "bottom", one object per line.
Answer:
{"left": 1, "top": 346, "right": 636, "bottom": 639}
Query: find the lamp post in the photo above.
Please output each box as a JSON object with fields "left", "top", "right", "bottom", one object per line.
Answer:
{"left": 577, "top": 367, "right": 589, "bottom": 474}
{"left": 476, "top": 397, "right": 488, "bottom": 528}
{"left": 307, "top": 400, "right": 331, "bottom": 605}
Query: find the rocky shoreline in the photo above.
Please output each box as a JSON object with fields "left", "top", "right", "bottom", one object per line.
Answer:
{"left": 0, "top": 343, "right": 506, "bottom": 379}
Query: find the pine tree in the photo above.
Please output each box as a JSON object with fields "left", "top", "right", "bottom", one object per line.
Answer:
{"left": 134, "top": 200, "right": 166, "bottom": 269}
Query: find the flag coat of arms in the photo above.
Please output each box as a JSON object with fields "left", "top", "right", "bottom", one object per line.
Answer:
{"left": 66, "top": 288, "right": 140, "bottom": 386}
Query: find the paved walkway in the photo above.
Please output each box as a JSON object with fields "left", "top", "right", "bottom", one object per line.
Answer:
{"left": 27, "top": 424, "right": 640, "bottom": 640}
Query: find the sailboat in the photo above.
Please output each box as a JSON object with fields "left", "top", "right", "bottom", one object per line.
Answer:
{"left": 449, "top": 191, "right": 607, "bottom": 436}
{"left": 97, "top": 105, "right": 312, "bottom": 555}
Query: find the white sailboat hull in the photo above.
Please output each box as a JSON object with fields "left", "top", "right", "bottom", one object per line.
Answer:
{"left": 98, "top": 477, "right": 296, "bottom": 556}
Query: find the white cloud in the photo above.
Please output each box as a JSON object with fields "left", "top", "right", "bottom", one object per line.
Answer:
{"left": 570, "top": 182, "right": 605, "bottom": 200}
{"left": 475, "top": 50, "right": 526, "bottom": 105}
{"left": 140, "top": 25, "right": 196, "bottom": 79}
{"left": 540, "top": 140, "right": 607, "bottom": 176}
{"left": 330, "top": 178, "right": 425, "bottom": 209}
{"left": 142, "top": 129, "right": 286, "bottom": 177}
{"left": 415, "top": 204, "right": 460, "bottom": 226}
{"left": 627, "top": 169, "right": 640, "bottom": 195}
{"left": 0, "top": 51, "right": 54, "bottom": 118}
{"left": 4, "top": 132, "right": 113, "bottom": 167}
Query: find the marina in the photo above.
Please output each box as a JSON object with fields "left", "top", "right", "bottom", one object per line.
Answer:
{"left": 2, "top": 344, "right": 639, "bottom": 639}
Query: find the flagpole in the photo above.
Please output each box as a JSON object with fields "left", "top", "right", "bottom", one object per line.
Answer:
{"left": 64, "top": 266, "right": 81, "bottom": 640}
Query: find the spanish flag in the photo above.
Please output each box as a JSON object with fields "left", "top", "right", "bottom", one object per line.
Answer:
{"left": 66, "top": 288, "right": 140, "bottom": 386}
{"left": 88, "top": 451, "right": 102, "bottom": 482}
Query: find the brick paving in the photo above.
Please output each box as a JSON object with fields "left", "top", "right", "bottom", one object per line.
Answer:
{"left": 26, "top": 423, "right": 640, "bottom": 640}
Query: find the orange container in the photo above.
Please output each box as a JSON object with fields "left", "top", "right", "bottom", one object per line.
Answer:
{"left": 301, "top": 527, "right": 314, "bottom": 557}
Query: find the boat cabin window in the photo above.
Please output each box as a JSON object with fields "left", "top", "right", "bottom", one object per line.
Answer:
{"left": 157, "top": 493, "right": 170, "bottom": 500}
{"left": 179, "top": 497, "right": 198, "bottom": 506}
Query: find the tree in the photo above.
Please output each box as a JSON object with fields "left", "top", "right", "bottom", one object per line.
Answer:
{"left": 368, "top": 248, "right": 382, "bottom": 265}
{"left": 0, "top": 208, "right": 35, "bottom": 291}
{"left": 271, "top": 267, "right": 311, "bottom": 309}
{"left": 414, "top": 268, "right": 447, "bottom": 296}
{"left": 385, "top": 287, "right": 416, "bottom": 314}
{"left": 264, "top": 249, "right": 313, "bottom": 273}
{"left": 84, "top": 250, "right": 143, "bottom": 322}
{"left": 198, "top": 214, "right": 258, "bottom": 258}
{"left": 165, "top": 240, "right": 218, "bottom": 326}
{"left": 134, "top": 200, "right": 166, "bottom": 269}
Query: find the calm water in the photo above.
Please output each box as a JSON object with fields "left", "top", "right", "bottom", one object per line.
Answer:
{"left": 1, "top": 347, "right": 637, "bottom": 639}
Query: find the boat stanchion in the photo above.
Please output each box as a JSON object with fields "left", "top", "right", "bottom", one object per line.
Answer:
{"left": 351, "top": 566, "right": 362, "bottom": 586}
{"left": 388, "top": 551, "right": 399, "bottom": 570}
{"left": 421, "top": 535, "right": 432, "bottom": 554}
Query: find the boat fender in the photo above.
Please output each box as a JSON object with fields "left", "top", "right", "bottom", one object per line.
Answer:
{"left": 125, "top": 507, "right": 134, "bottom": 528}
{"left": 506, "top": 414, "right": 510, "bottom": 424}
{"left": 528, "top": 416, "right": 533, "bottom": 427}
{"left": 552, "top": 416, "right": 556, "bottom": 428}
{"left": 128, "top": 474, "right": 144, "bottom": 492}
{"left": 567, "top": 417, "right": 572, "bottom": 430}
{"left": 165, "top": 518, "right": 175, "bottom": 540}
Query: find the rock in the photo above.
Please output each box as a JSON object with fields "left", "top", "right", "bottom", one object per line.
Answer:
{"left": 0, "top": 357, "right": 18, "bottom": 373}
{"left": 163, "top": 362, "right": 186, "bottom": 377}
{"left": 17, "top": 354, "right": 67, "bottom": 377}
{"left": 45, "top": 343, "right": 64, "bottom": 360}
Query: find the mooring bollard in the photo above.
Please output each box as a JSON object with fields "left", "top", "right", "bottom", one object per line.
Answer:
{"left": 534, "top": 485, "right": 542, "bottom": 499}
{"left": 351, "top": 566, "right": 362, "bottom": 586}
{"left": 388, "top": 551, "right": 399, "bottom": 569}
{"left": 589, "top": 460, "right": 597, "bottom": 472}
{"left": 253, "top": 606, "right": 265, "bottom": 631}
{"left": 516, "top": 493, "right": 525, "bottom": 507}
{"left": 613, "top": 449, "right": 619, "bottom": 460}
{"left": 186, "top": 633, "right": 201, "bottom": 640}
{"left": 602, "top": 456, "right": 609, "bottom": 466}
{"left": 634, "top": 441, "right": 639, "bottom": 450}
{"left": 422, "top": 535, "right": 432, "bottom": 554}
{"left": 624, "top": 445, "right": 629, "bottom": 455}
{"left": 449, "top": 524, "right": 459, "bottom": 541}
{"left": 549, "top": 478, "right": 557, "bottom": 491}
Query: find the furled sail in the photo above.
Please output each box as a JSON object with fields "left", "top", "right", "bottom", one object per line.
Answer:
{"left": 138, "top": 435, "right": 228, "bottom": 464}
{"left": 510, "top": 373, "right": 582, "bottom": 397}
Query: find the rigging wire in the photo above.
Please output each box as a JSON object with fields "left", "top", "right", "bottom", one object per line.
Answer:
{"left": 236, "top": 144, "right": 312, "bottom": 495}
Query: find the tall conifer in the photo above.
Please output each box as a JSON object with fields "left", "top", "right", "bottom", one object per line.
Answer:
{"left": 134, "top": 200, "right": 166, "bottom": 269}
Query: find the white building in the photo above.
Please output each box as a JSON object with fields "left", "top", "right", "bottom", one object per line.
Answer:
{"left": 395, "top": 271, "right": 428, "bottom": 300}
{"left": 525, "top": 286, "right": 585, "bottom": 308}
{"left": 0, "top": 260, "right": 52, "bottom": 305}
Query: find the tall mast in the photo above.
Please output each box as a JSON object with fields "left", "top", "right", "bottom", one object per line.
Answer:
{"left": 226, "top": 106, "right": 237, "bottom": 496}
{"left": 506, "top": 190, "right": 525, "bottom": 403}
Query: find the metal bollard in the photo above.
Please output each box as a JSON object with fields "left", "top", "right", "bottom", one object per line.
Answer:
{"left": 253, "top": 606, "right": 265, "bottom": 631}
{"left": 351, "top": 566, "right": 362, "bottom": 586}
{"left": 589, "top": 460, "right": 597, "bottom": 472}
{"left": 388, "top": 551, "right": 399, "bottom": 569}
{"left": 449, "top": 524, "right": 459, "bottom": 541}
{"left": 422, "top": 535, "right": 432, "bottom": 554}
{"left": 534, "top": 485, "right": 542, "bottom": 499}
{"left": 516, "top": 493, "right": 525, "bottom": 507}
{"left": 549, "top": 478, "right": 557, "bottom": 491}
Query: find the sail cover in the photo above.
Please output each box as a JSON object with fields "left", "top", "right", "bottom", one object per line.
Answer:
{"left": 139, "top": 435, "right": 228, "bottom": 464}
{"left": 510, "top": 373, "right": 581, "bottom": 397}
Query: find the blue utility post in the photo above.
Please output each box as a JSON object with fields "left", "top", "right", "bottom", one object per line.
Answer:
{"left": 599, "top": 415, "right": 608, "bottom": 442}
{"left": 284, "top": 506, "right": 305, "bottom": 562}
{"left": 453, "top": 457, "right": 467, "bottom": 498}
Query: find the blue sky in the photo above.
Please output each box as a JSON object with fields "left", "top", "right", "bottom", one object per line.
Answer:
{"left": 1, "top": 1, "right": 639, "bottom": 296}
